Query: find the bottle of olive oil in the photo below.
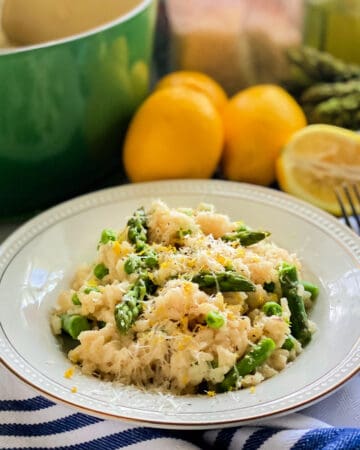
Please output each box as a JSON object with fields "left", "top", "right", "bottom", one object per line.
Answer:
{"left": 303, "top": 0, "right": 360, "bottom": 64}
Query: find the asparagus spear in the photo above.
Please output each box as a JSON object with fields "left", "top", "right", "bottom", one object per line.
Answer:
{"left": 217, "top": 338, "right": 276, "bottom": 392}
{"left": 305, "top": 93, "right": 360, "bottom": 129}
{"left": 192, "top": 271, "right": 256, "bottom": 292}
{"left": 301, "top": 79, "right": 360, "bottom": 104}
{"left": 222, "top": 225, "right": 270, "bottom": 246}
{"left": 287, "top": 46, "right": 360, "bottom": 86}
{"left": 114, "top": 277, "right": 147, "bottom": 334}
{"left": 127, "top": 207, "right": 148, "bottom": 251}
{"left": 278, "top": 263, "right": 312, "bottom": 347}
{"left": 125, "top": 207, "right": 159, "bottom": 272}
{"left": 301, "top": 280, "right": 319, "bottom": 301}
{"left": 124, "top": 254, "right": 141, "bottom": 274}
{"left": 115, "top": 207, "right": 160, "bottom": 333}
{"left": 61, "top": 314, "right": 91, "bottom": 339}
{"left": 124, "top": 250, "right": 158, "bottom": 275}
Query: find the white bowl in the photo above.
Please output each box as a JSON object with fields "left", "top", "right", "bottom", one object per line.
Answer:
{"left": 1, "top": 180, "right": 359, "bottom": 429}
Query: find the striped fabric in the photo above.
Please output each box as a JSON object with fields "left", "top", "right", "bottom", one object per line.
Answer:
{"left": 1, "top": 366, "right": 359, "bottom": 450}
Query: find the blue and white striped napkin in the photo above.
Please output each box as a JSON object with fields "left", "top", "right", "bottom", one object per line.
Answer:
{"left": 1, "top": 365, "right": 359, "bottom": 450}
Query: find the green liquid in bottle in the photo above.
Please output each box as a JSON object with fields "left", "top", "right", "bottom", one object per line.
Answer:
{"left": 303, "top": 0, "right": 360, "bottom": 64}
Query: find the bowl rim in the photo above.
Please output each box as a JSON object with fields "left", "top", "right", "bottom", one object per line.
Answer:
{"left": 0, "top": 0, "right": 154, "bottom": 56}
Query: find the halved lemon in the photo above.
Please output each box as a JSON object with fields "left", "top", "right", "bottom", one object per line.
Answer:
{"left": 276, "top": 124, "right": 360, "bottom": 215}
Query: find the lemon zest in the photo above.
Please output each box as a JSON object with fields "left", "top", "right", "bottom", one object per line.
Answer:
{"left": 64, "top": 367, "right": 75, "bottom": 379}
{"left": 112, "top": 241, "right": 121, "bottom": 256}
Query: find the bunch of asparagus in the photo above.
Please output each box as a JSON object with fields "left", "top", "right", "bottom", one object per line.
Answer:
{"left": 286, "top": 46, "right": 360, "bottom": 129}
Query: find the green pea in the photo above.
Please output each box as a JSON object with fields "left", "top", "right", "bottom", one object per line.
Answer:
{"left": 282, "top": 336, "right": 295, "bottom": 351}
{"left": 83, "top": 286, "right": 100, "bottom": 294}
{"left": 206, "top": 311, "right": 226, "bottom": 329}
{"left": 71, "top": 293, "right": 81, "bottom": 305}
{"left": 100, "top": 229, "right": 117, "bottom": 245}
{"left": 94, "top": 263, "right": 109, "bottom": 280}
{"left": 177, "top": 229, "right": 192, "bottom": 239}
{"left": 263, "top": 301, "right": 283, "bottom": 316}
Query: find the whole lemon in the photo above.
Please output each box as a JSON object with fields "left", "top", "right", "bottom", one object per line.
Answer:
{"left": 123, "top": 87, "right": 224, "bottom": 182}
{"left": 156, "top": 71, "right": 228, "bottom": 112}
{"left": 222, "top": 84, "right": 307, "bottom": 186}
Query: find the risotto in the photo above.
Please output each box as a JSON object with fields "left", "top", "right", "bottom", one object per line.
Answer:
{"left": 51, "top": 200, "right": 318, "bottom": 395}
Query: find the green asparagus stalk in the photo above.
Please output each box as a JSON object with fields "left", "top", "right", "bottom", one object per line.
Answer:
{"left": 61, "top": 314, "right": 91, "bottom": 339}
{"left": 287, "top": 46, "right": 360, "bottom": 86}
{"left": 114, "top": 277, "right": 147, "bottom": 334}
{"left": 285, "top": 46, "right": 360, "bottom": 128}
{"left": 124, "top": 250, "right": 158, "bottom": 275}
{"left": 116, "top": 207, "right": 160, "bottom": 334}
{"left": 222, "top": 225, "right": 270, "bottom": 246}
{"left": 301, "top": 79, "right": 360, "bottom": 104}
{"left": 192, "top": 271, "right": 256, "bottom": 292}
{"left": 304, "top": 93, "right": 360, "bottom": 129}
{"left": 125, "top": 208, "right": 159, "bottom": 272}
{"left": 217, "top": 338, "right": 276, "bottom": 392}
{"left": 278, "top": 263, "right": 312, "bottom": 347}
{"left": 301, "top": 280, "right": 319, "bottom": 301}
{"left": 124, "top": 254, "right": 142, "bottom": 274}
{"left": 127, "top": 207, "right": 148, "bottom": 251}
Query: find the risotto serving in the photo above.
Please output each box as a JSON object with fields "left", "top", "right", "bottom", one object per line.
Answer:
{"left": 51, "top": 200, "right": 318, "bottom": 395}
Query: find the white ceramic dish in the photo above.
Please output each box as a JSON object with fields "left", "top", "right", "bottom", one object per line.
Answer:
{"left": 1, "top": 180, "right": 359, "bottom": 429}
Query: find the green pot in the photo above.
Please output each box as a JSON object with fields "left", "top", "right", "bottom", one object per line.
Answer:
{"left": 0, "top": 0, "right": 157, "bottom": 218}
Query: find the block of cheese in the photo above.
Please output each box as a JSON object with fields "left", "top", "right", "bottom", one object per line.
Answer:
{"left": 166, "top": 0, "right": 303, "bottom": 94}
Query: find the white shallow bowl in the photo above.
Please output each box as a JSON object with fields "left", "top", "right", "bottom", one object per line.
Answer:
{"left": 1, "top": 180, "right": 359, "bottom": 429}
